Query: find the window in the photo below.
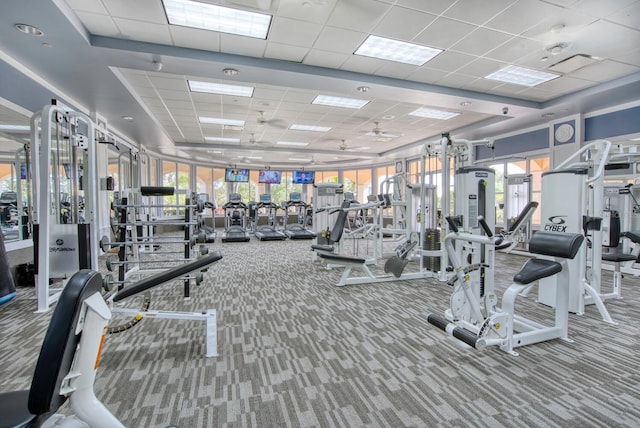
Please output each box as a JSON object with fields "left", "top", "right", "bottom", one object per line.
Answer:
{"left": 529, "top": 157, "right": 550, "bottom": 226}
{"left": 489, "top": 163, "right": 505, "bottom": 227}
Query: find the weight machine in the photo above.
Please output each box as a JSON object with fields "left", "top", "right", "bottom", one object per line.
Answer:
{"left": 537, "top": 140, "right": 616, "bottom": 323}
{"left": 30, "top": 102, "right": 99, "bottom": 312}
{"left": 428, "top": 216, "right": 584, "bottom": 356}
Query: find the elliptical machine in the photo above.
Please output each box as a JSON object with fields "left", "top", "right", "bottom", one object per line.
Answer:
{"left": 221, "top": 193, "right": 250, "bottom": 242}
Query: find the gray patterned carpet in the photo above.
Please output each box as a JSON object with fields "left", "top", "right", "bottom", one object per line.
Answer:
{"left": 1, "top": 236, "right": 639, "bottom": 427}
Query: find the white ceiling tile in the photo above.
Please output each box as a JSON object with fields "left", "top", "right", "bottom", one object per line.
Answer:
{"left": 456, "top": 58, "right": 506, "bottom": 78}
{"left": 422, "top": 51, "right": 477, "bottom": 72}
{"left": 489, "top": 82, "right": 530, "bottom": 96}
{"left": 149, "top": 77, "right": 188, "bottom": 91}
{"left": 131, "top": 86, "right": 159, "bottom": 98}
{"left": 282, "top": 90, "right": 316, "bottom": 104}
{"left": 141, "top": 97, "right": 166, "bottom": 108}
{"left": 535, "top": 75, "right": 597, "bottom": 93}
{"left": 413, "top": 18, "right": 477, "bottom": 50}
{"left": 450, "top": 28, "right": 513, "bottom": 56}
{"left": 614, "top": 48, "right": 640, "bottom": 67}
{"left": 163, "top": 99, "right": 193, "bottom": 109}
{"left": 485, "top": 37, "right": 543, "bottom": 63}
{"left": 253, "top": 87, "right": 285, "bottom": 101}
{"left": 340, "top": 55, "right": 384, "bottom": 74}
{"left": 268, "top": 17, "right": 323, "bottom": 47}
{"left": 443, "top": 0, "right": 516, "bottom": 25}
{"left": 302, "top": 49, "right": 349, "bottom": 68}
{"left": 112, "top": 18, "right": 173, "bottom": 45}
{"left": 514, "top": 87, "right": 559, "bottom": 101}
{"left": 435, "top": 73, "right": 478, "bottom": 89}
{"left": 603, "top": 1, "right": 640, "bottom": 27}
{"left": 407, "top": 67, "right": 449, "bottom": 84}
{"left": 102, "top": 0, "right": 167, "bottom": 24}
{"left": 74, "top": 11, "right": 120, "bottom": 37}
{"left": 372, "top": 6, "right": 436, "bottom": 40}
{"left": 571, "top": 0, "right": 637, "bottom": 18}
{"left": 313, "top": 27, "right": 368, "bottom": 54}
{"left": 169, "top": 26, "right": 220, "bottom": 52}
{"left": 374, "top": 62, "right": 420, "bottom": 79}
{"left": 486, "top": 0, "right": 564, "bottom": 35}
{"left": 275, "top": 0, "right": 336, "bottom": 24}
{"left": 567, "top": 60, "right": 640, "bottom": 82}
{"left": 326, "top": 0, "right": 392, "bottom": 33}
{"left": 264, "top": 43, "right": 309, "bottom": 62}
{"left": 459, "top": 77, "right": 503, "bottom": 92}
{"left": 396, "top": 0, "right": 455, "bottom": 15}
{"left": 520, "top": 9, "right": 596, "bottom": 44}
{"left": 65, "top": 0, "right": 108, "bottom": 14}
{"left": 570, "top": 20, "right": 640, "bottom": 60}
{"left": 220, "top": 35, "right": 267, "bottom": 57}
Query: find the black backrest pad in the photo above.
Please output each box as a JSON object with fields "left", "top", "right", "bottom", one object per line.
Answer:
{"left": 28, "top": 270, "right": 103, "bottom": 415}
{"left": 528, "top": 232, "right": 585, "bottom": 259}
{"left": 330, "top": 201, "right": 351, "bottom": 244}
{"left": 604, "top": 210, "right": 621, "bottom": 248}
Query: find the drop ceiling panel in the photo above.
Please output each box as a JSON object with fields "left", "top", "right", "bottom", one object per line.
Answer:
{"left": 169, "top": 26, "right": 220, "bottom": 52}
{"left": 157, "top": 91, "right": 191, "bottom": 103}
{"left": 326, "top": 0, "right": 392, "bottom": 33}
{"left": 64, "top": 0, "right": 109, "bottom": 14}
{"left": 340, "top": 55, "right": 384, "bottom": 74}
{"left": 456, "top": 58, "right": 506, "bottom": 78}
{"left": 268, "top": 17, "right": 323, "bottom": 47}
{"left": 263, "top": 43, "right": 309, "bottom": 62}
{"left": 149, "top": 77, "right": 188, "bottom": 91}
{"left": 407, "top": 67, "right": 449, "bottom": 84}
{"left": 434, "top": 73, "right": 477, "bottom": 88}
{"left": 102, "top": 0, "right": 167, "bottom": 24}
{"left": 275, "top": 0, "right": 336, "bottom": 23}
{"left": 451, "top": 28, "right": 514, "bottom": 57}
{"left": 573, "top": 0, "right": 637, "bottom": 18}
{"left": 374, "top": 62, "right": 420, "bottom": 79}
{"left": 74, "top": 11, "right": 119, "bottom": 37}
{"left": 442, "top": 0, "right": 517, "bottom": 25}
{"left": 513, "top": 87, "right": 557, "bottom": 102}
{"left": 301, "top": 49, "right": 349, "bottom": 68}
{"left": 396, "top": 0, "right": 456, "bottom": 15}
{"left": 485, "top": 37, "right": 542, "bottom": 63}
{"left": 606, "top": 1, "right": 640, "bottom": 27}
{"left": 220, "top": 34, "right": 267, "bottom": 57}
{"left": 423, "top": 50, "right": 476, "bottom": 72}
{"left": 569, "top": 60, "right": 640, "bottom": 82}
{"left": 371, "top": 6, "right": 436, "bottom": 40}
{"left": 486, "top": 0, "right": 564, "bottom": 35}
{"left": 112, "top": 18, "right": 173, "bottom": 45}
{"left": 413, "top": 17, "right": 477, "bottom": 50}
{"left": 460, "top": 77, "right": 503, "bottom": 92}
{"left": 570, "top": 20, "right": 640, "bottom": 59}
{"left": 536, "top": 76, "right": 597, "bottom": 93}
{"left": 313, "top": 27, "right": 367, "bottom": 54}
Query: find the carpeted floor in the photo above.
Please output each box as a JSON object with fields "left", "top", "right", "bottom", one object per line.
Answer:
{"left": 1, "top": 235, "right": 639, "bottom": 427}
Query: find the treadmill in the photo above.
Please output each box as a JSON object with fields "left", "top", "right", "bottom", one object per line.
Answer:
{"left": 283, "top": 192, "right": 317, "bottom": 240}
{"left": 220, "top": 193, "right": 251, "bottom": 242}
{"left": 254, "top": 194, "right": 286, "bottom": 241}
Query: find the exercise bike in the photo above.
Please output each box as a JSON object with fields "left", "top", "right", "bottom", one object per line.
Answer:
{"left": 428, "top": 216, "right": 584, "bottom": 356}
{"left": 0, "top": 252, "right": 222, "bottom": 427}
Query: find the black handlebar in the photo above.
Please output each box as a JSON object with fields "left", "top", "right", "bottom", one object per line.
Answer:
{"left": 445, "top": 215, "right": 460, "bottom": 233}
{"left": 113, "top": 252, "right": 223, "bottom": 302}
{"left": 478, "top": 216, "right": 493, "bottom": 237}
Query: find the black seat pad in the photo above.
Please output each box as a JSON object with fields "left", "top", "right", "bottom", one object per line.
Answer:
{"left": 514, "top": 258, "right": 562, "bottom": 285}
{"left": 319, "top": 253, "right": 366, "bottom": 264}
{"left": 602, "top": 252, "right": 637, "bottom": 262}
{"left": 311, "top": 244, "right": 334, "bottom": 252}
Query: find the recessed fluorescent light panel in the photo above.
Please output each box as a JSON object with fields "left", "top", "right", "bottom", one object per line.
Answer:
{"left": 312, "top": 95, "right": 369, "bottom": 109}
{"left": 355, "top": 35, "right": 442, "bottom": 66}
{"left": 204, "top": 136, "right": 241, "bottom": 143}
{"left": 289, "top": 157, "right": 312, "bottom": 162}
{"left": 409, "top": 108, "right": 460, "bottom": 120}
{"left": 199, "top": 117, "right": 245, "bottom": 127}
{"left": 289, "top": 124, "right": 331, "bottom": 132}
{"left": 485, "top": 65, "right": 560, "bottom": 87}
{"left": 163, "top": 0, "right": 272, "bottom": 39}
{"left": 277, "top": 141, "right": 309, "bottom": 147}
{"left": 189, "top": 80, "right": 254, "bottom": 97}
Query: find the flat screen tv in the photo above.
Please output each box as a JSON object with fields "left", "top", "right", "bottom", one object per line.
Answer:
{"left": 225, "top": 168, "right": 250, "bottom": 182}
{"left": 258, "top": 169, "right": 281, "bottom": 184}
{"left": 292, "top": 170, "right": 315, "bottom": 184}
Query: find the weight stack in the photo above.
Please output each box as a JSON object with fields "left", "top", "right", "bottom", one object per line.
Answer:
{"left": 423, "top": 228, "right": 440, "bottom": 272}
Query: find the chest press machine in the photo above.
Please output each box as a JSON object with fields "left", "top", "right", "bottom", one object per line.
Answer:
{"left": 428, "top": 216, "right": 584, "bottom": 356}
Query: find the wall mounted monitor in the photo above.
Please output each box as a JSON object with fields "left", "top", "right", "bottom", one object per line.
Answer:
{"left": 258, "top": 169, "right": 281, "bottom": 184}
{"left": 292, "top": 170, "right": 315, "bottom": 184}
{"left": 225, "top": 168, "right": 250, "bottom": 182}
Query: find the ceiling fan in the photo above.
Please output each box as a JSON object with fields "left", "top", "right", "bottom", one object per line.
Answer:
{"left": 247, "top": 133, "right": 269, "bottom": 145}
{"left": 368, "top": 121, "right": 402, "bottom": 139}
{"left": 257, "top": 110, "right": 286, "bottom": 128}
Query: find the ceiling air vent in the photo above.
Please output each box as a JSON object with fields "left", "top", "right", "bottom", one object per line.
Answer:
{"left": 548, "top": 54, "right": 599, "bottom": 74}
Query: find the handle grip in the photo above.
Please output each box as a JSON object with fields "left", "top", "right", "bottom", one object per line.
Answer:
{"left": 445, "top": 215, "right": 461, "bottom": 233}
{"left": 478, "top": 216, "right": 493, "bottom": 237}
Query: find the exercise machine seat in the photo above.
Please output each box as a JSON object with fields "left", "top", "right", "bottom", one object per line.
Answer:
{"left": 528, "top": 231, "right": 584, "bottom": 259}
{"left": 602, "top": 252, "right": 637, "bottom": 263}
{"left": 319, "top": 253, "right": 367, "bottom": 264}
{"left": 0, "top": 269, "right": 102, "bottom": 428}
{"left": 514, "top": 259, "right": 562, "bottom": 285}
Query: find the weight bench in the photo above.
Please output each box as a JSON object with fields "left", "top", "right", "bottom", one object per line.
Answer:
{"left": 318, "top": 253, "right": 375, "bottom": 287}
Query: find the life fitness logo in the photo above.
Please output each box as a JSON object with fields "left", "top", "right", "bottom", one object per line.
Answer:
{"left": 50, "top": 238, "right": 75, "bottom": 253}
{"left": 544, "top": 216, "right": 568, "bottom": 232}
